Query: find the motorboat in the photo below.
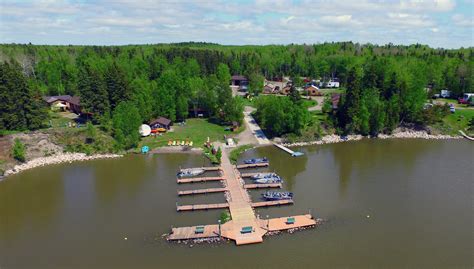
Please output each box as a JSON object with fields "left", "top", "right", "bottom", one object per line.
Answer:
{"left": 177, "top": 168, "right": 205, "bottom": 178}
{"left": 243, "top": 157, "right": 268, "bottom": 164}
{"left": 262, "top": 191, "right": 293, "bottom": 201}
{"left": 251, "top": 173, "right": 278, "bottom": 180}
{"left": 254, "top": 176, "right": 283, "bottom": 184}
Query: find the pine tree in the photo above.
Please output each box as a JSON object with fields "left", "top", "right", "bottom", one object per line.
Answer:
{"left": 105, "top": 62, "right": 129, "bottom": 110}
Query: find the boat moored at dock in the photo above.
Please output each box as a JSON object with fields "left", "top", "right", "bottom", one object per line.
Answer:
{"left": 262, "top": 191, "right": 293, "bottom": 201}
{"left": 254, "top": 176, "right": 283, "bottom": 184}
{"left": 177, "top": 168, "right": 205, "bottom": 178}
{"left": 243, "top": 157, "right": 268, "bottom": 164}
{"left": 251, "top": 173, "right": 278, "bottom": 180}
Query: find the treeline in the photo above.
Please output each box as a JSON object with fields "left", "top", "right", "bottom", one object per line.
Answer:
{"left": 0, "top": 42, "right": 472, "bottom": 140}
{"left": 333, "top": 65, "right": 428, "bottom": 135}
{"left": 0, "top": 61, "right": 47, "bottom": 131}
{"left": 1, "top": 42, "right": 472, "bottom": 97}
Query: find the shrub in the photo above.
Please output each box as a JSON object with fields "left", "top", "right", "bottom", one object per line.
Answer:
{"left": 12, "top": 138, "right": 26, "bottom": 162}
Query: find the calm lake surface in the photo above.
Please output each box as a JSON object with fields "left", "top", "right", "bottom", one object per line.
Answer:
{"left": 0, "top": 139, "right": 472, "bottom": 269}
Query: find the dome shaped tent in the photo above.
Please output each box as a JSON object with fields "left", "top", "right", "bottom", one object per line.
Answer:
{"left": 139, "top": 124, "right": 151, "bottom": 137}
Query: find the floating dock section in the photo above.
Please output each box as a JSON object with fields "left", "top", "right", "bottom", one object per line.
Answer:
{"left": 178, "top": 187, "right": 227, "bottom": 196}
{"left": 244, "top": 183, "right": 282, "bottom": 189}
{"left": 273, "top": 143, "right": 304, "bottom": 157}
{"left": 236, "top": 163, "right": 269, "bottom": 169}
{"left": 177, "top": 177, "right": 224, "bottom": 184}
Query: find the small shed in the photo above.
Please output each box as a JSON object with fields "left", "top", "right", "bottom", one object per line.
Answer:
{"left": 149, "top": 117, "right": 172, "bottom": 130}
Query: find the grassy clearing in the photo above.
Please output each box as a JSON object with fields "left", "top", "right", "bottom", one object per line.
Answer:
{"left": 320, "top": 88, "right": 346, "bottom": 96}
{"left": 229, "top": 144, "right": 254, "bottom": 164}
{"left": 139, "top": 118, "right": 241, "bottom": 149}
{"left": 434, "top": 109, "right": 474, "bottom": 135}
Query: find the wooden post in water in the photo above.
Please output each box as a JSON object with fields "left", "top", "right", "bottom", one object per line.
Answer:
{"left": 218, "top": 220, "right": 221, "bottom": 236}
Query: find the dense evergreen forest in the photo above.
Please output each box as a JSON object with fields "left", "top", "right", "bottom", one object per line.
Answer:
{"left": 0, "top": 42, "right": 472, "bottom": 141}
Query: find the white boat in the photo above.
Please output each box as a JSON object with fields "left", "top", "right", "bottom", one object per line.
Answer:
{"left": 254, "top": 176, "right": 283, "bottom": 184}
{"left": 251, "top": 173, "right": 278, "bottom": 180}
{"left": 177, "top": 168, "right": 205, "bottom": 178}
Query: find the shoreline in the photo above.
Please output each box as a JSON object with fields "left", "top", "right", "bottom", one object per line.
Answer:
{"left": 281, "top": 130, "right": 462, "bottom": 147}
{"left": 3, "top": 152, "right": 123, "bottom": 178}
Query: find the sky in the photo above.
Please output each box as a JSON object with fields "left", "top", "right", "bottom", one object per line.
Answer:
{"left": 0, "top": 0, "right": 473, "bottom": 48}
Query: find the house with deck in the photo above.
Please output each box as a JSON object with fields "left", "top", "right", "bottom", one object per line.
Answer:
{"left": 43, "top": 95, "right": 81, "bottom": 114}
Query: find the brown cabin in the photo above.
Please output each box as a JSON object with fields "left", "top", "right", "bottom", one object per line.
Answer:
{"left": 149, "top": 117, "right": 172, "bottom": 130}
{"left": 43, "top": 95, "right": 81, "bottom": 114}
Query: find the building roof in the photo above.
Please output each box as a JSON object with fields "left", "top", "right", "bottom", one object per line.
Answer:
{"left": 304, "top": 85, "right": 320, "bottom": 91}
{"left": 150, "top": 116, "right": 171, "bottom": 126}
{"left": 231, "top": 75, "right": 248, "bottom": 81}
{"left": 43, "top": 95, "right": 81, "bottom": 106}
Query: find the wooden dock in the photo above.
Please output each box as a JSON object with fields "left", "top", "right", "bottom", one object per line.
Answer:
{"left": 236, "top": 163, "right": 269, "bottom": 169}
{"left": 201, "top": 166, "right": 221, "bottom": 171}
{"left": 241, "top": 172, "right": 273, "bottom": 178}
{"left": 178, "top": 188, "right": 227, "bottom": 196}
{"left": 177, "top": 177, "right": 224, "bottom": 184}
{"left": 179, "top": 166, "right": 221, "bottom": 172}
{"left": 274, "top": 143, "right": 304, "bottom": 157}
{"left": 244, "top": 183, "right": 282, "bottom": 189}
{"left": 177, "top": 203, "right": 229, "bottom": 211}
{"left": 169, "top": 144, "right": 319, "bottom": 245}
{"left": 251, "top": 199, "right": 294, "bottom": 208}
{"left": 168, "top": 225, "right": 220, "bottom": 240}
{"left": 259, "top": 214, "right": 317, "bottom": 232}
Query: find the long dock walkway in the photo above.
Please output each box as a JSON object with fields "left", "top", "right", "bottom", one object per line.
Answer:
{"left": 274, "top": 143, "right": 304, "bottom": 157}
{"left": 219, "top": 149, "right": 267, "bottom": 245}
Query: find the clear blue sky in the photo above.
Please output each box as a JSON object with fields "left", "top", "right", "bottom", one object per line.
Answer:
{"left": 0, "top": 0, "right": 472, "bottom": 48}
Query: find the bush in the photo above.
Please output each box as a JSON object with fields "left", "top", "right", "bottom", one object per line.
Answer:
{"left": 12, "top": 138, "right": 26, "bottom": 162}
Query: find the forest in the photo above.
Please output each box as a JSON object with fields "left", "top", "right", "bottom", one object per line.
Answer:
{"left": 0, "top": 42, "right": 472, "bottom": 146}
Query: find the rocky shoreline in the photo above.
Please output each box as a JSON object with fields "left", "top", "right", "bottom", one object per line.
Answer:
{"left": 282, "top": 130, "right": 461, "bottom": 147}
{"left": 3, "top": 152, "right": 123, "bottom": 177}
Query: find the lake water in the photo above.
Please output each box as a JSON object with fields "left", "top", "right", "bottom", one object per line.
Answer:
{"left": 0, "top": 139, "right": 472, "bottom": 269}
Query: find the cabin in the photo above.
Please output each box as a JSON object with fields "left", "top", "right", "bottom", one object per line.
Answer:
{"left": 304, "top": 85, "right": 322, "bottom": 96}
{"left": 43, "top": 95, "right": 81, "bottom": 114}
{"left": 331, "top": 93, "right": 341, "bottom": 110}
{"left": 149, "top": 117, "right": 172, "bottom": 130}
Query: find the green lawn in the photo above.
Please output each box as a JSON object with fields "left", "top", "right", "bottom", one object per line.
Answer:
{"left": 320, "top": 88, "right": 346, "bottom": 96}
{"left": 139, "top": 118, "right": 240, "bottom": 149}
{"left": 438, "top": 109, "right": 474, "bottom": 135}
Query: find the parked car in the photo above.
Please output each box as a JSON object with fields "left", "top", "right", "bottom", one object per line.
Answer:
{"left": 458, "top": 93, "right": 474, "bottom": 104}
